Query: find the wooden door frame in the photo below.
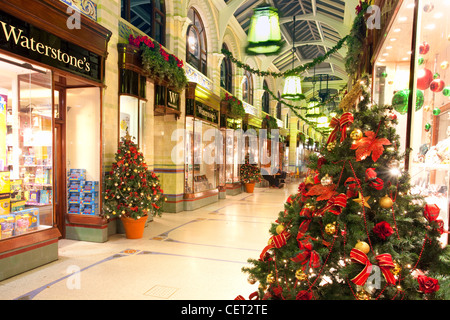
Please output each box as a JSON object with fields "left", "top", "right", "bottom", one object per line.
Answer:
{"left": 53, "top": 79, "right": 67, "bottom": 239}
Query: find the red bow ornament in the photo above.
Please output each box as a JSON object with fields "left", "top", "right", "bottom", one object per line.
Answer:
{"left": 424, "top": 204, "right": 440, "bottom": 222}
{"left": 327, "top": 112, "right": 354, "bottom": 144}
{"left": 260, "top": 231, "right": 290, "bottom": 260}
{"left": 344, "top": 177, "right": 360, "bottom": 197}
{"left": 365, "top": 168, "right": 384, "bottom": 190}
{"left": 318, "top": 193, "right": 347, "bottom": 216}
{"left": 350, "top": 248, "right": 396, "bottom": 286}
{"left": 291, "top": 238, "right": 321, "bottom": 269}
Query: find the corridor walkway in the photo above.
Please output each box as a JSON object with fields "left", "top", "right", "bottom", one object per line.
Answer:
{"left": 0, "top": 182, "right": 298, "bottom": 300}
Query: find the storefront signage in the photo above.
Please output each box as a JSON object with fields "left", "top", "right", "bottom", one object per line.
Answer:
{"left": 195, "top": 101, "right": 218, "bottom": 124}
{"left": 167, "top": 89, "right": 180, "bottom": 110}
{"left": 0, "top": 10, "right": 101, "bottom": 82}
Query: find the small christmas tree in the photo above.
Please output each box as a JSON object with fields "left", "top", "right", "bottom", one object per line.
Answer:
{"left": 240, "top": 80, "right": 450, "bottom": 300}
{"left": 240, "top": 154, "right": 262, "bottom": 184}
{"left": 103, "top": 134, "right": 165, "bottom": 220}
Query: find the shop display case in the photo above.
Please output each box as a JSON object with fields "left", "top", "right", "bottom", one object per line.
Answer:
{"left": 1, "top": 63, "right": 54, "bottom": 239}
{"left": 373, "top": 0, "right": 450, "bottom": 245}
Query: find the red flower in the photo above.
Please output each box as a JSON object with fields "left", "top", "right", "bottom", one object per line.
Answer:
{"left": 373, "top": 221, "right": 394, "bottom": 240}
{"left": 417, "top": 275, "right": 440, "bottom": 294}
{"left": 296, "top": 290, "right": 313, "bottom": 300}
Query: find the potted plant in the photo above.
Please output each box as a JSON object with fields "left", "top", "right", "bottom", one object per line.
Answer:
{"left": 240, "top": 155, "right": 262, "bottom": 193}
{"left": 102, "top": 133, "right": 165, "bottom": 239}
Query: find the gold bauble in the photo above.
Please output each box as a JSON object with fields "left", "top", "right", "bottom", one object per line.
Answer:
{"left": 276, "top": 224, "right": 285, "bottom": 234}
{"left": 321, "top": 174, "right": 333, "bottom": 186}
{"left": 327, "top": 141, "right": 336, "bottom": 151}
{"left": 350, "top": 129, "right": 363, "bottom": 140}
{"left": 392, "top": 261, "right": 402, "bottom": 276}
{"left": 356, "top": 289, "right": 371, "bottom": 300}
{"left": 379, "top": 195, "right": 394, "bottom": 209}
{"left": 354, "top": 240, "right": 370, "bottom": 254}
{"left": 295, "top": 269, "right": 308, "bottom": 281}
{"left": 266, "top": 273, "right": 275, "bottom": 284}
{"left": 247, "top": 275, "right": 257, "bottom": 285}
{"left": 304, "top": 203, "right": 316, "bottom": 211}
{"left": 325, "top": 222, "right": 337, "bottom": 235}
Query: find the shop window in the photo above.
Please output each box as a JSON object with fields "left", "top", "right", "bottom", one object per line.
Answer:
{"left": 119, "top": 96, "right": 146, "bottom": 148}
{"left": 187, "top": 8, "right": 207, "bottom": 76}
{"left": 276, "top": 92, "right": 282, "bottom": 119}
{"left": 121, "top": 0, "right": 166, "bottom": 46}
{"left": 0, "top": 54, "right": 53, "bottom": 238}
{"left": 185, "top": 117, "right": 217, "bottom": 194}
{"left": 220, "top": 44, "right": 233, "bottom": 93}
{"left": 242, "top": 70, "right": 253, "bottom": 105}
{"left": 261, "top": 80, "right": 270, "bottom": 113}
{"left": 373, "top": 0, "right": 450, "bottom": 246}
{"left": 119, "top": 69, "right": 147, "bottom": 147}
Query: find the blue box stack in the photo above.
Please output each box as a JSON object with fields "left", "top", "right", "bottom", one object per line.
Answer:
{"left": 67, "top": 169, "right": 86, "bottom": 215}
{"left": 81, "top": 181, "right": 99, "bottom": 215}
{"left": 67, "top": 169, "right": 99, "bottom": 215}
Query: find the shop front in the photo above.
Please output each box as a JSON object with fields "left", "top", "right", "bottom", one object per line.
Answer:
{"left": 372, "top": 0, "right": 449, "bottom": 245}
{"left": 220, "top": 95, "right": 244, "bottom": 196}
{"left": 184, "top": 82, "right": 220, "bottom": 210}
{"left": 0, "top": 0, "right": 111, "bottom": 280}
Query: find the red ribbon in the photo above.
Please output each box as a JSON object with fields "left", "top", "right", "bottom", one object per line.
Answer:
{"left": 235, "top": 292, "right": 259, "bottom": 300}
{"left": 291, "top": 238, "right": 321, "bottom": 269}
{"left": 350, "top": 248, "right": 396, "bottom": 286}
{"left": 327, "top": 112, "right": 354, "bottom": 144}
{"left": 424, "top": 204, "right": 440, "bottom": 222}
{"left": 318, "top": 193, "right": 347, "bottom": 216}
{"left": 344, "top": 177, "right": 360, "bottom": 197}
{"left": 259, "top": 231, "right": 290, "bottom": 260}
{"left": 365, "top": 168, "right": 384, "bottom": 190}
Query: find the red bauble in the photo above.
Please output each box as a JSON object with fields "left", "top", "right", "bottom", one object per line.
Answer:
{"left": 419, "top": 42, "right": 430, "bottom": 54}
{"left": 430, "top": 78, "right": 445, "bottom": 92}
{"left": 417, "top": 68, "right": 434, "bottom": 90}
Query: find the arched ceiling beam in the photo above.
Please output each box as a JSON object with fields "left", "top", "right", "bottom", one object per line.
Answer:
{"left": 279, "top": 12, "right": 350, "bottom": 38}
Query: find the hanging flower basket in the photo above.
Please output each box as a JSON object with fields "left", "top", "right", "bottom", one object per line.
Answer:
{"left": 128, "top": 34, "right": 188, "bottom": 91}
{"left": 222, "top": 92, "right": 246, "bottom": 118}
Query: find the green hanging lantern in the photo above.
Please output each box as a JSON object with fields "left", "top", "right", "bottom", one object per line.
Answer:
{"left": 391, "top": 89, "right": 424, "bottom": 114}
{"left": 282, "top": 75, "right": 303, "bottom": 100}
{"left": 246, "top": 5, "right": 283, "bottom": 55}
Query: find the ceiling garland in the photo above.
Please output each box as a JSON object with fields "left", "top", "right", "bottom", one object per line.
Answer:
{"left": 221, "top": 2, "right": 368, "bottom": 139}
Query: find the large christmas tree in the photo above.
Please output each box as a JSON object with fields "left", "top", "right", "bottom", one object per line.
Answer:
{"left": 240, "top": 81, "right": 450, "bottom": 300}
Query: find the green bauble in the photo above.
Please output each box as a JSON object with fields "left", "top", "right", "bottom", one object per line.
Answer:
{"left": 392, "top": 89, "right": 424, "bottom": 114}
{"left": 433, "top": 108, "right": 441, "bottom": 116}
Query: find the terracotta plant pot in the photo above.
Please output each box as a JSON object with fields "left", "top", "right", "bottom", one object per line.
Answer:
{"left": 244, "top": 182, "right": 255, "bottom": 193}
{"left": 121, "top": 215, "right": 148, "bottom": 239}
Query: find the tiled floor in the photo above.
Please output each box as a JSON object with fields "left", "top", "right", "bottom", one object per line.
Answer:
{"left": 0, "top": 182, "right": 298, "bottom": 300}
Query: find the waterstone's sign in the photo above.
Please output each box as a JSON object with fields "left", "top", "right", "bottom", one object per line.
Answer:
{"left": 0, "top": 10, "right": 101, "bottom": 82}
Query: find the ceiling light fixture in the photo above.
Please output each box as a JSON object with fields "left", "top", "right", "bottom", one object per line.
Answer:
{"left": 246, "top": 3, "right": 282, "bottom": 55}
{"left": 282, "top": 16, "right": 302, "bottom": 100}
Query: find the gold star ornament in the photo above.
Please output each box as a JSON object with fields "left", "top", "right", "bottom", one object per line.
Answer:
{"left": 353, "top": 192, "right": 371, "bottom": 208}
